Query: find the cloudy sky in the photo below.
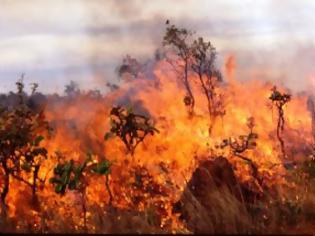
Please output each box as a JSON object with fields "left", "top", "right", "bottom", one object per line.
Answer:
{"left": 0, "top": 0, "right": 315, "bottom": 94}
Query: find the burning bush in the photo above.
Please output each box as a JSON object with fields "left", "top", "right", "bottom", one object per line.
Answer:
{"left": 105, "top": 106, "right": 159, "bottom": 155}
{"left": 0, "top": 80, "right": 49, "bottom": 214}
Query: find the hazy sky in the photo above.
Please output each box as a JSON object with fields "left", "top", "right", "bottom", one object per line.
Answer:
{"left": 0, "top": 0, "right": 315, "bottom": 94}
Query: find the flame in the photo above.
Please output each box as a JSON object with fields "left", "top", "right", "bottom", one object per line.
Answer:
{"left": 3, "top": 56, "right": 314, "bottom": 232}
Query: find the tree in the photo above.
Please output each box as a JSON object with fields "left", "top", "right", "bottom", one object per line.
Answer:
{"left": 30, "top": 83, "right": 39, "bottom": 95}
{"left": 117, "top": 55, "right": 143, "bottom": 82}
{"left": 49, "top": 154, "right": 112, "bottom": 232}
{"left": 191, "top": 37, "right": 225, "bottom": 134}
{"left": 163, "top": 21, "right": 195, "bottom": 116}
{"left": 64, "top": 80, "right": 80, "bottom": 97}
{"left": 104, "top": 106, "right": 159, "bottom": 155}
{"left": 106, "top": 82, "right": 119, "bottom": 92}
{"left": 269, "top": 86, "right": 291, "bottom": 159}
{"left": 0, "top": 80, "right": 49, "bottom": 214}
{"left": 163, "top": 21, "right": 225, "bottom": 132}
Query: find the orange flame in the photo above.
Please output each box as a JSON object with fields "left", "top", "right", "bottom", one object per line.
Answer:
{"left": 4, "top": 56, "right": 314, "bottom": 232}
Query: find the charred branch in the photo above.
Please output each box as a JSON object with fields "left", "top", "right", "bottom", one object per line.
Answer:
{"left": 269, "top": 86, "right": 291, "bottom": 159}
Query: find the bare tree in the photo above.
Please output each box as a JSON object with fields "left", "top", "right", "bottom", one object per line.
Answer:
{"left": 269, "top": 86, "right": 291, "bottom": 159}
{"left": 163, "top": 22, "right": 225, "bottom": 132}
{"left": 191, "top": 37, "right": 225, "bottom": 134}
{"left": 163, "top": 21, "right": 195, "bottom": 116}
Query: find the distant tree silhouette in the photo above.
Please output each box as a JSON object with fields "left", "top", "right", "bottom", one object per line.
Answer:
{"left": 117, "top": 55, "right": 143, "bottom": 82}
{"left": 65, "top": 80, "right": 80, "bottom": 97}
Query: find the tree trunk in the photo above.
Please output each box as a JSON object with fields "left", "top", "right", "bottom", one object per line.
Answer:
{"left": 1, "top": 164, "right": 10, "bottom": 215}
{"left": 105, "top": 175, "right": 113, "bottom": 206}
{"left": 184, "top": 60, "right": 195, "bottom": 116}
{"left": 32, "top": 165, "right": 39, "bottom": 199}
{"left": 197, "top": 73, "right": 213, "bottom": 135}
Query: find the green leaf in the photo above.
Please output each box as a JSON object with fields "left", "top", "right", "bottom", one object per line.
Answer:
{"left": 104, "top": 132, "right": 114, "bottom": 140}
{"left": 68, "top": 180, "right": 77, "bottom": 190}
{"left": 92, "top": 160, "right": 111, "bottom": 175}
{"left": 61, "top": 166, "right": 71, "bottom": 185}
{"left": 126, "top": 106, "right": 134, "bottom": 114}
{"left": 54, "top": 164, "right": 64, "bottom": 175}
{"left": 243, "top": 159, "right": 251, "bottom": 165}
{"left": 65, "top": 160, "right": 74, "bottom": 172}
{"left": 32, "top": 147, "right": 48, "bottom": 156}
{"left": 49, "top": 177, "right": 61, "bottom": 184}
{"left": 55, "top": 184, "right": 64, "bottom": 194}
{"left": 109, "top": 118, "right": 116, "bottom": 127}
{"left": 21, "top": 162, "right": 32, "bottom": 172}
{"left": 33, "top": 135, "right": 44, "bottom": 146}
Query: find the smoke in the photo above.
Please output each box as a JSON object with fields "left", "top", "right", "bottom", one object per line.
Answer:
{"left": 219, "top": 43, "right": 315, "bottom": 94}
{"left": 1, "top": 1, "right": 314, "bottom": 94}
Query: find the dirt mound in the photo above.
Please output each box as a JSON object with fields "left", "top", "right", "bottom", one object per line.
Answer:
{"left": 173, "top": 157, "right": 261, "bottom": 234}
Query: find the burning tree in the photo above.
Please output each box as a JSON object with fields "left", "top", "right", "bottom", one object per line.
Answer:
{"left": 269, "top": 86, "right": 291, "bottom": 159}
{"left": 163, "top": 21, "right": 195, "bottom": 116}
{"left": 50, "top": 154, "right": 112, "bottom": 232}
{"left": 0, "top": 80, "right": 49, "bottom": 213}
{"left": 105, "top": 106, "right": 159, "bottom": 155}
{"left": 163, "top": 21, "right": 225, "bottom": 133}
{"left": 191, "top": 37, "right": 225, "bottom": 134}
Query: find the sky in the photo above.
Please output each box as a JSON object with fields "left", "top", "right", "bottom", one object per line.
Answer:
{"left": 0, "top": 0, "right": 315, "bottom": 94}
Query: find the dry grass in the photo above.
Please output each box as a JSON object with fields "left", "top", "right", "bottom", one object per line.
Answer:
{"left": 1, "top": 160, "right": 315, "bottom": 234}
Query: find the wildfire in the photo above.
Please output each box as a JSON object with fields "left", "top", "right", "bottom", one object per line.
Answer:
{"left": 1, "top": 22, "right": 315, "bottom": 233}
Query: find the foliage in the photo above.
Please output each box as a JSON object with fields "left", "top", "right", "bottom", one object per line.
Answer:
{"left": 49, "top": 154, "right": 112, "bottom": 232}
{"left": 163, "top": 21, "right": 225, "bottom": 131}
{"left": 50, "top": 159, "right": 87, "bottom": 194}
{"left": 0, "top": 79, "right": 49, "bottom": 208}
{"left": 163, "top": 21, "right": 195, "bottom": 115}
{"left": 64, "top": 80, "right": 80, "bottom": 97}
{"left": 50, "top": 155, "right": 111, "bottom": 195}
{"left": 104, "top": 106, "right": 159, "bottom": 155}
{"left": 191, "top": 37, "right": 225, "bottom": 134}
{"left": 117, "top": 55, "right": 143, "bottom": 81}
{"left": 106, "top": 82, "right": 119, "bottom": 92}
{"left": 30, "top": 83, "right": 39, "bottom": 95}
